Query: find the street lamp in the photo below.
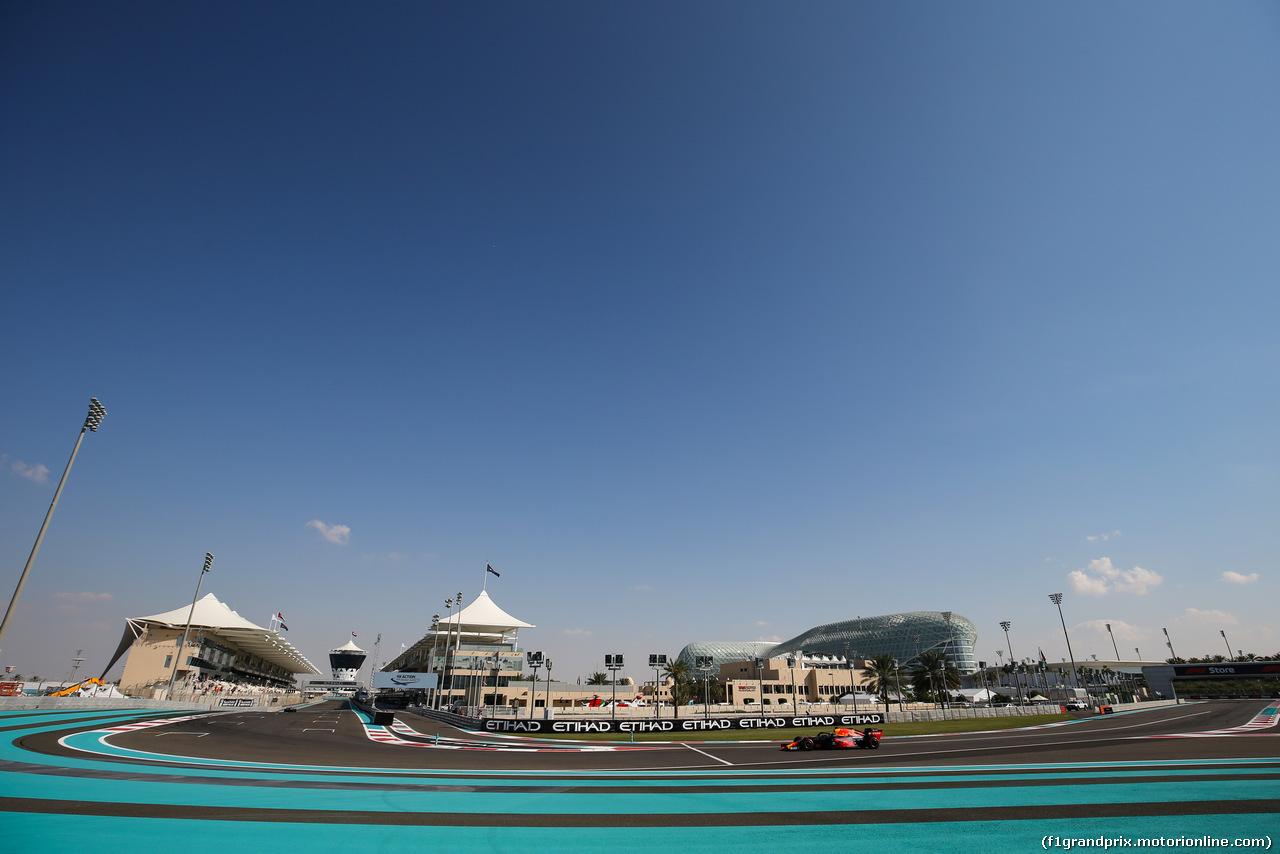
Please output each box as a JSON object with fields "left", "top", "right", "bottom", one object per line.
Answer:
{"left": 0, "top": 398, "right": 107, "bottom": 652}
{"left": 695, "top": 655, "right": 714, "bottom": 720}
{"left": 605, "top": 654, "right": 624, "bottom": 721}
{"left": 999, "top": 621, "right": 1024, "bottom": 705}
{"left": 649, "top": 654, "right": 667, "bottom": 719}
{"left": 543, "top": 658, "right": 553, "bottom": 719}
{"left": 1049, "top": 593, "right": 1080, "bottom": 691}
{"left": 166, "top": 552, "right": 213, "bottom": 701}
{"left": 526, "top": 651, "right": 543, "bottom": 719}
{"left": 1220, "top": 630, "right": 1234, "bottom": 661}
{"left": 754, "top": 657, "right": 765, "bottom": 718}
{"left": 1163, "top": 627, "right": 1178, "bottom": 661}
{"left": 439, "top": 600, "right": 453, "bottom": 710}
{"left": 892, "top": 658, "right": 904, "bottom": 712}
{"left": 941, "top": 611, "right": 954, "bottom": 712}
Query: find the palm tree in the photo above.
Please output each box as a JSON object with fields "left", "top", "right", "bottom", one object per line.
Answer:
{"left": 585, "top": 672, "right": 610, "bottom": 685}
{"left": 861, "top": 653, "right": 906, "bottom": 713}
{"left": 911, "top": 651, "right": 960, "bottom": 705}
{"left": 663, "top": 657, "right": 692, "bottom": 717}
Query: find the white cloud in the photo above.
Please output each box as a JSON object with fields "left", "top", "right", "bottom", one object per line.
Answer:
{"left": 755, "top": 620, "right": 771, "bottom": 627}
{"left": 1068, "top": 569, "right": 1110, "bottom": 596}
{"left": 306, "top": 520, "right": 350, "bottom": 545}
{"left": 1068, "top": 557, "right": 1162, "bottom": 596}
{"left": 10, "top": 459, "right": 51, "bottom": 483}
{"left": 1220, "top": 571, "right": 1259, "bottom": 585}
{"left": 1113, "top": 566, "right": 1162, "bottom": 595}
{"left": 1086, "top": 530, "right": 1122, "bottom": 543}
{"left": 563, "top": 628, "right": 593, "bottom": 636}
{"left": 1180, "top": 608, "right": 1238, "bottom": 626}
{"left": 756, "top": 635, "right": 781, "bottom": 643}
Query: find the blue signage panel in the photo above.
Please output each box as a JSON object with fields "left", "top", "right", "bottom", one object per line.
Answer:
{"left": 372, "top": 671, "right": 439, "bottom": 690}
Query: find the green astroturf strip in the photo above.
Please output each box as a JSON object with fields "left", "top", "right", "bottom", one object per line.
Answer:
{"left": 2, "top": 813, "right": 1278, "bottom": 854}
{"left": 3, "top": 771, "right": 1278, "bottom": 815}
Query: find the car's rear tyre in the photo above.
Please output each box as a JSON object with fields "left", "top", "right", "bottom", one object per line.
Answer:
{"left": 867, "top": 739, "right": 879, "bottom": 749}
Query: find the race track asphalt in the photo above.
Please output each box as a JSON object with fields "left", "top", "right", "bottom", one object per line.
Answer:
{"left": 2, "top": 699, "right": 1277, "bottom": 852}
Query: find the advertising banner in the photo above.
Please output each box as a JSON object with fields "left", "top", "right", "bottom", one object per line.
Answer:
{"left": 483, "top": 711, "right": 885, "bottom": 735}
{"left": 372, "top": 671, "right": 439, "bottom": 690}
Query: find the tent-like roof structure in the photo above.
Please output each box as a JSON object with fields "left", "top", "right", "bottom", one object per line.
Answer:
{"left": 331, "top": 638, "right": 365, "bottom": 653}
{"left": 383, "top": 590, "right": 533, "bottom": 674}
{"left": 103, "top": 592, "right": 319, "bottom": 679}
{"left": 439, "top": 589, "right": 534, "bottom": 632}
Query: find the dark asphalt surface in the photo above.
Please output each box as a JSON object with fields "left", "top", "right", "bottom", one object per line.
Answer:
{"left": 19, "top": 698, "right": 1278, "bottom": 772}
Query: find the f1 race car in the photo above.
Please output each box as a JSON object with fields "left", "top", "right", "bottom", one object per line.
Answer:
{"left": 781, "top": 727, "right": 882, "bottom": 751}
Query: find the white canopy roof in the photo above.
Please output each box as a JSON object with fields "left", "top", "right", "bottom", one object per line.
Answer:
{"left": 440, "top": 590, "right": 534, "bottom": 632}
{"left": 331, "top": 638, "right": 365, "bottom": 653}
{"left": 129, "top": 593, "right": 319, "bottom": 675}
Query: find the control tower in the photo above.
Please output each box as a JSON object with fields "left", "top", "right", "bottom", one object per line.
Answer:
{"left": 329, "top": 637, "right": 367, "bottom": 683}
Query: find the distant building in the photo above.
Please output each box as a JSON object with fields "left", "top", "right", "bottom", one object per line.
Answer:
{"left": 678, "top": 611, "right": 979, "bottom": 677}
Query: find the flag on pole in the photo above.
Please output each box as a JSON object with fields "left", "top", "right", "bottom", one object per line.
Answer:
{"left": 351, "top": 631, "right": 357, "bottom": 638}
{"left": 276, "top": 612, "right": 288, "bottom": 631}
{"left": 486, "top": 564, "right": 500, "bottom": 577}
{"left": 1038, "top": 647, "right": 1047, "bottom": 664}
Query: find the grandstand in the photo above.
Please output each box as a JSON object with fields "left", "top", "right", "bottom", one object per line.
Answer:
{"left": 105, "top": 592, "right": 319, "bottom": 701}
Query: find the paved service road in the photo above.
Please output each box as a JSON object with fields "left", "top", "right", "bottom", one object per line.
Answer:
{"left": 2, "top": 700, "right": 1277, "bottom": 852}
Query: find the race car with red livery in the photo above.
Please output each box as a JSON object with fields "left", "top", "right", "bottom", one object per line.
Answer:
{"left": 781, "top": 727, "right": 882, "bottom": 751}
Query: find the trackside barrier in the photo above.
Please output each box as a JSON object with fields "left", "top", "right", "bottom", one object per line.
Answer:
{"left": 349, "top": 698, "right": 395, "bottom": 725}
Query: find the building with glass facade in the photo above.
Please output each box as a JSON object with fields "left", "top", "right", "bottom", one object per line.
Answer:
{"left": 678, "top": 611, "right": 978, "bottom": 675}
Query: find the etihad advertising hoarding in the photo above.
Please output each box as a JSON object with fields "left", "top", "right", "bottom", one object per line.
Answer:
{"left": 484, "top": 711, "right": 885, "bottom": 735}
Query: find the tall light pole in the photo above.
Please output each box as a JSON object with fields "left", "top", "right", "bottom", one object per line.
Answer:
{"left": 999, "top": 621, "right": 1024, "bottom": 705}
{"left": 696, "top": 655, "right": 713, "bottom": 720}
{"left": 543, "top": 658, "right": 553, "bottom": 719}
{"left": 1163, "top": 627, "right": 1178, "bottom": 661}
{"left": 166, "top": 552, "right": 213, "bottom": 701}
{"left": 605, "top": 654, "right": 624, "bottom": 721}
{"left": 1105, "top": 623, "right": 1121, "bottom": 660}
{"left": 429, "top": 614, "right": 440, "bottom": 709}
{"left": 1220, "top": 630, "right": 1234, "bottom": 661}
{"left": 526, "top": 651, "right": 542, "bottom": 719}
{"left": 439, "top": 600, "right": 452, "bottom": 710}
{"left": 0, "top": 398, "right": 106, "bottom": 652}
{"left": 754, "top": 657, "right": 765, "bottom": 719}
{"left": 1049, "top": 593, "right": 1080, "bottom": 690}
{"left": 446, "top": 591, "right": 463, "bottom": 710}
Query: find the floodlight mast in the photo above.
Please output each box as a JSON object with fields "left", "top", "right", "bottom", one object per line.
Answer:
{"left": 0, "top": 398, "right": 107, "bottom": 653}
{"left": 1049, "top": 593, "right": 1080, "bottom": 690}
{"left": 166, "top": 553, "right": 214, "bottom": 701}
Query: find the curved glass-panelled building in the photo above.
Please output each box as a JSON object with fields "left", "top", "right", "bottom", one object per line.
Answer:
{"left": 679, "top": 611, "right": 977, "bottom": 675}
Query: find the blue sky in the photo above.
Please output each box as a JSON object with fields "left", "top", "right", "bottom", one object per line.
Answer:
{"left": 2, "top": 2, "right": 1277, "bottom": 686}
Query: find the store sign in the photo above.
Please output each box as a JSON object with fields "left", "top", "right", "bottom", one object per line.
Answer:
{"left": 484, "top": 712, "right": 884, "bottom": 735}
{"left": 1174, "top": 663, "right": 1280, "bottom": 677}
